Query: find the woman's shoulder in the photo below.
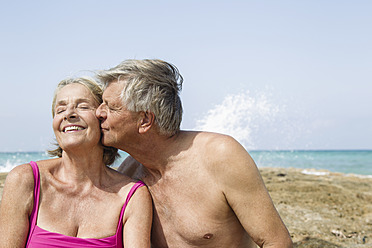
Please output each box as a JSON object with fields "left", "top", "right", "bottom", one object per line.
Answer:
{"left": 6, "top": 163, "right": 35, "bottom": 187}
{"left": 6, "top": 158, "right": 60, "bottom": 186}
{"left": 3, "top": 163, "right": 36, "bottom": 210}
{"left": 35, "top": 157, "right": 61, "bottom": 168}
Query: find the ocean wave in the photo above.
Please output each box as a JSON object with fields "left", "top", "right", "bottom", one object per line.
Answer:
{"left": 0, "top": 160, "right": 20, "bottom": 173}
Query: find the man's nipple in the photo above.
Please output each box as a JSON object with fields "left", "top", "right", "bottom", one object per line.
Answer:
{"left": 203, "top": 233, "right": 214, "bottom": 239}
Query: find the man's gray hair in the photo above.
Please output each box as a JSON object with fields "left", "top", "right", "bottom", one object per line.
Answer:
{"left": 97, "top": 59, "right": 183, "bottom": 136}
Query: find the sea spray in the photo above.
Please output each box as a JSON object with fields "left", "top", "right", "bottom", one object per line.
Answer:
{"left": 0, "top": 152, "right": 51, "bottom": 173}
{"left": 194, "top": 90, "right": 282, "bottom": 150}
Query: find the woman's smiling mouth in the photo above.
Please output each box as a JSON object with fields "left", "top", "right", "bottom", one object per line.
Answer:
{"left": 63, "top": 125, "right": 85, "bottom": 133}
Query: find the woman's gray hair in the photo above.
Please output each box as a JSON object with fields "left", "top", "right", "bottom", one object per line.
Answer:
{"left": 97, "top": 59, "right": 183, "bottom": 136}
{"left": 48, "top": 76, "right": 119, "bottom": 165}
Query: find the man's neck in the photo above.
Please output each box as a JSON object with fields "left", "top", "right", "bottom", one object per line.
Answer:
{"left": 124, "top": 130, "right": 193, "bottom": 176}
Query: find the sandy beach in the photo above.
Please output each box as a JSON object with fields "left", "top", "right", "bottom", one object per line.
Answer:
{"left": 1, "top": 167, "right": 371, "bottom": 247}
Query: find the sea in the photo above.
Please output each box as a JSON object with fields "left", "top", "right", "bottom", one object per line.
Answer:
{"left": 1, "top": 150, "right": 371, "bottom": 176}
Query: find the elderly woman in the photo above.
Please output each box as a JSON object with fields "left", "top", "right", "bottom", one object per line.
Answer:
{"left": 0, "top": 77, "right": 152, "bottom": 247}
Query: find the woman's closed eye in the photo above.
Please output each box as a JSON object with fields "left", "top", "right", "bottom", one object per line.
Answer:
{"left": 77, "top": 102, "right": 96, "bottom": 110}
{"left": 78, "top": 104, "right": 90, "bottom": 109}
{"left": 56, "top": 107, "right": 66, "bottom": 114}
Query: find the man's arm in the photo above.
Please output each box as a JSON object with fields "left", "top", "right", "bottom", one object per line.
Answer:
{"left": 212, "top": 135, "right": 293, "bottom": 248}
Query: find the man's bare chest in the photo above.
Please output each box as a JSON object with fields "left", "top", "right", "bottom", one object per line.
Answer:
{"left": 147, "top": 180, "right": 244, "bottom": 247}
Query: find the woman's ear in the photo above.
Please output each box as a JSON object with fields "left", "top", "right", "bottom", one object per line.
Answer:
{"left": 139, "top": 111, "right": 155, "bottom": 134}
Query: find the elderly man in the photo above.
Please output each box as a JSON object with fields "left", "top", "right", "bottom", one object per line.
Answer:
{"left": 96, "top": 59, "right": 292, "bottom": 248}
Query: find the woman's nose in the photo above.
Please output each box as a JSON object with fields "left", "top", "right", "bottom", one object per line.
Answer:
{"left": 64, "top": 106, "right": 78, "bottom": 120}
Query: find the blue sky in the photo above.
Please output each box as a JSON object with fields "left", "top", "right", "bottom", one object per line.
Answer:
{"left": 1, "top": 0, "right": 371, "bottom": 151}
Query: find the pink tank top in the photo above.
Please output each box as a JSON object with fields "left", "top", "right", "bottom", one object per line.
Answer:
{"left": 26, "top": 161, "right": 145, "bottom": 248}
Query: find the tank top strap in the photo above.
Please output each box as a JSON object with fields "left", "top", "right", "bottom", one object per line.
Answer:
{"left": 115, "top": 180, "right": 146, "bottom": 244}
{"left": 26, "top": 161, "right": 41, "bottom": 246}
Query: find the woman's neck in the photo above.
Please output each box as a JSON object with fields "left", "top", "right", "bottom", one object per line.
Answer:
{"left": 54, "top": 146, "right": 107, "bottom": 186}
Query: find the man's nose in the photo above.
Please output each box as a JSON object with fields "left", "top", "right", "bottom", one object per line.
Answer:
{"left": 96, "top": 104, "right": 107, "bottom": 120}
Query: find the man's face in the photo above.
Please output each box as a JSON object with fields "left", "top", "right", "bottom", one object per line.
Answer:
{"left": 96, "top": 80, "right": 139, "bottom": 149}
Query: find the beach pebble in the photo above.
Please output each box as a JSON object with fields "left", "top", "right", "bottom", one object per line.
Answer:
{"left": 331, "top": 229, "right": 346, "bottom": 238}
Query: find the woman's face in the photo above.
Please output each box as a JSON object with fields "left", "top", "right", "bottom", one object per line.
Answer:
{"left": 53, "top": 83, "right": 101, "bottom": 152}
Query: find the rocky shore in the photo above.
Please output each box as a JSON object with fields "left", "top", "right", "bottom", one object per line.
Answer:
{"left": 260, "top": 167, "right": 372, "bottom": 248}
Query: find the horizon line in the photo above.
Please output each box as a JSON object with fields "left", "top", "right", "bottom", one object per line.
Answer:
{"left": 1, "top": 149, "right": 372, "bottom": 153}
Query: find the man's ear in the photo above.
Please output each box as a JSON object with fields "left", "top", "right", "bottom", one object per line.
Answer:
{"left": 139, "top": 111, "right": 155, "bottom": 134}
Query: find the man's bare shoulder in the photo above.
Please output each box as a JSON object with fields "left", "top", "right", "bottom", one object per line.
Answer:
{"left": 194, "top": 131, "right": 250, "bottom": 160}
{"left": 193, "top": 131, "right": 258, "bottom": 181}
